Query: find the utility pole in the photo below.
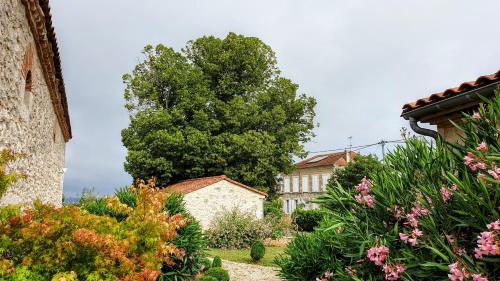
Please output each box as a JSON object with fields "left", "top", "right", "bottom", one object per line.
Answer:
{"left": 348, "top": 136, "right": 352, "bottom": 152}
{"left": 379, "top": 139, "right": 387, "bottom": 162}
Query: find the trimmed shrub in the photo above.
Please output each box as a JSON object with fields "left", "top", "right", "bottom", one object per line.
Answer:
{"left": 198, "top": 276, "right": 218, "bottom": 281}
{"left": 205, "top": 267, "right": 230, "bottom": 281}
{"left": 291, "top": 208, "right": 325, "bottom": 232}
{"left": 200, "top": 258, "right": 212, "bottom": 271}
{"left": 250, "top": 240, "right": 265, "bottom": 261}
{"left": 212, "top": 256, "right": 222, "bottom": 268}
{"left": 277, "top": 93, "right": 500, "bottom": 280}
{"left": 205, "top": 208, "right": 271, "bottom": 249}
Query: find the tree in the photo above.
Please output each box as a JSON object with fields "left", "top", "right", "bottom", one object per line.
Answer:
{"left": 121, "top": 33, "right": 316, "bottom": 192}
{"left": 327, "top": 154, "right": 383, "bottom": 190}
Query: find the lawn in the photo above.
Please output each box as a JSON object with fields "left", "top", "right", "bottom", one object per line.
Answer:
{"left": 207, "top": 246, "right": 286, "bottom": 267}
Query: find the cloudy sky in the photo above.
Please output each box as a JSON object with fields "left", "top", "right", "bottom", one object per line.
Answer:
{"left": 50, "top": 0, "right": 500, "bottom": 197}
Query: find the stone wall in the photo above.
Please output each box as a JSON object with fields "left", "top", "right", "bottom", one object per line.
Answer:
{"left": 183, "top": 180, "right": 266, "bottom": 230}
{"left": 0, "top": 0, "right": 66, "bottom": 207}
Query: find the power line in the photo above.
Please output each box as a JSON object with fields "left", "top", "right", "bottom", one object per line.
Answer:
{"left": 308, "top": 139, "right": 404, "bottom": 155}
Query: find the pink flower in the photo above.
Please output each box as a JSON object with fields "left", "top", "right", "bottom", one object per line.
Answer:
{"left": 441, "top": 187, "right": 453, "bottom": 202}
{"left": 472, "top": 274, "right": 489, "bottom": 281}
{"left": 355, "top": 193, "right": 376, "bottom": 208}
{"left": 399, "top": 232, "right": 409, "bottom": 242}
{"left": 450, "top": 184, "right": 459, "bottom": 191}
{"left": 474, "top": 231, "right": 498, "bottom": 259}
{"left": 464, "top": 152, "right": 476, "bottom": 165}
{"left": 400, "top": 229, "right": 423, "bottom": 246}
{"left": 488, "top": 170, "right": 499, "bottom": 181}
{"left": 472, "top": 162, "right": 487, "bottom": 171}
{"left": 324, "top": 271, "right": 332, "bottom": 278}
{"left": 382, "top": 263, "right": 406, "bottom": 280}
{"left": 448, "top": 262, "right": 470, "bottom": 281}
{"left": 393, "top": 205, "right": 403, "bottom": 220}
{"left": 472, "top": 113, "right": 481, "bottom": 119}
{"left": 487, "top": 220, "right": 500, "bottom": 231}
{"left": 367, "top": 246, "right": 389, "bottom": 266}
{"left": 355, "top": 177, "right": 373, "bottom": 192}
{"left": 477, "top": 142, "right": 488, "bottom": 152}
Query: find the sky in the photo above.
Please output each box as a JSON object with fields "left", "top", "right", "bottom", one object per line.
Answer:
{"left": 50, "top": 0, "right": 500, "bottom": 197}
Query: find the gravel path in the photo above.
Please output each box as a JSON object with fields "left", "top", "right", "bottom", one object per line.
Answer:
{"left": 222, "top": 259, "right": 282, "bottom": 281}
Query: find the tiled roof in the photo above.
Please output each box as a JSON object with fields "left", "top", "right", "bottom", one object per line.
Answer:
{"left": 295, "top": 151, "right": 357, "bottom": 169}
{"left": 165, "top": 175, "right": 267, "bottom": 196}
{"left": 402, "top": 70, "right": 500, "bottom": 114}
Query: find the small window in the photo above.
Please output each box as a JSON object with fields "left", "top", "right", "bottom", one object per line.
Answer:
{"left": 302, "top": 175, "right": 309, "bottom": 192}
{"left": 292, "top": 176, "right": 299, "bottom": 193}
{"left": 312, "top": 175, "right": 319, "bottom": 192}
{"left": 25, "top": 71, "right": 32, "bottom": 91}
{"left": 283, "top": 177, "right": 290, "bottom": 193}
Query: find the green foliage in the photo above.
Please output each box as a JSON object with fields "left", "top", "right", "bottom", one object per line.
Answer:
{"left": 264, "top": 198, "right": 291, "bottom": 239}
{"left": 277, "top": 93, "right": 500, "bottom": 280}
{"left": 200, "top": 258, "right": 212, "bottom": 271}
{"left": 164, "top": 192, "right": 188, "bottom": 215}
{"left": 121, "top": 33, "right": 316, "bottom": 192}
{"left": 205, "top": 208, "right": 271, "bottom": 249}
{"left": 291, "top": 208, "right": 326, "bottom": 232}
{"left": 205, "top": 267, "right": 230, "bottom": 281}
{"left": 0, "top": 150, "right": 25, "bottom": 200}
{"left": 198, "top": 276, "right": 218, "bottom": 281}
{"left": 328, "top": 154, "right": 383, "bottom": 191}
{"left": 212, "top": 256, "right": 222, "bottom": 268}
{"left": 115, "top": 186, "right": 137, "bottom": 208}
{"left": 250, "top": 240, "right": 265, "bottom": 261}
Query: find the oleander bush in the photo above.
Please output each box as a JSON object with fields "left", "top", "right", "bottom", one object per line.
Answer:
{"left": 291, "top": 208, "right": 327, "bottom": 232}
{"left": 0, "top": 178, "right": 206, "bottom": 280}
{"left": 205, "top": 208, "right": 272, "bottom": 249}
{"left": 205, "top": 267, "right": 230, "bottom": 281}
{"left": 250, "top": 240, "right": 265, "bottom": 261}
{"left": 212, "top": 256, "right": 222, "bottom": 268}
{"left": 276, "top": 93, "right": 500, "bottom": 280}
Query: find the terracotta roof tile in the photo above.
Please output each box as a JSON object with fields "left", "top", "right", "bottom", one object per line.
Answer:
{"left": 402, "top": 70, "right": 500, "bottom": 114}
{"left": 165, "top": 175, "right": 267, "bottom": 196}
{"left": 295, "top": 151, "right": 357, "bottom": 169}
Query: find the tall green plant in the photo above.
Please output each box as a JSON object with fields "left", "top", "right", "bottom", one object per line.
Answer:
{"left": 0, "top": 150, "right": 25, "bottom": 199}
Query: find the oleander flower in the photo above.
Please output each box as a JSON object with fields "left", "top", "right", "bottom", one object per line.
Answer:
{"left": 448, "top": 262, "right": 470, "bottom": 281}
{"left": 367, "top": 246, "right": 389, "bottom": 266}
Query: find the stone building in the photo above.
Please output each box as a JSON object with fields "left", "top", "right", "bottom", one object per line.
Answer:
{"left": 401, "top": 70, "right": 499, "bottom": 142}
{"left": 278, "top": 151, "right": 356, "bottom": 214}
{"left": 0, "top": 0, "right": 71, "bottom": 206}
{"left": 166, "top": 175, "right": 267, "bottom": 229}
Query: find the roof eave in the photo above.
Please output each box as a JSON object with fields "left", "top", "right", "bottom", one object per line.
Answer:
{"left": 401, "top": 82, "right": 500, "bottom": 122}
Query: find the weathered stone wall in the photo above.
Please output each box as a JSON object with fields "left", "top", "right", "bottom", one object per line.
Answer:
{"left": 0, "top": 0, "right": 66, "bottom": 207}
{"left": 183, "top": 180, "right": 266, "bottom": 230}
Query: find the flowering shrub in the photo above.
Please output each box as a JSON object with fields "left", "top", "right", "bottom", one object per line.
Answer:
{"left": 205, "top": 208, "right": 272, "bottom": 249}
{"left": 277, "top": 93, "right": 500, "bottom": 280}
{"left": 0, "top": 178, "right": 205, "bottom": 280}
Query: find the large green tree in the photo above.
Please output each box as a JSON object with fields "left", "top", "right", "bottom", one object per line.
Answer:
{"left": 121, "top": 33, "right": 316, "bottom": 191}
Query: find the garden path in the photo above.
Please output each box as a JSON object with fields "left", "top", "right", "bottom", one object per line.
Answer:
{"left": 221, "top": 259, "right": 282, "bottom": 281}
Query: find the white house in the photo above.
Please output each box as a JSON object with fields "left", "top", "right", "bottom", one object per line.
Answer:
{"left": 166, "top": 175, "right": 267, "bottom": 229}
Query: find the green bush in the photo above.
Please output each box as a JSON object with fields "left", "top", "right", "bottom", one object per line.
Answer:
{"left": 277, "top": 93, "right": 500, "bottom": 280}
{"left": 264, "top": 198, "right": 291, "bottom": 239}
{"left": 291, "top": 208, "right": 325, "bottom": 232}
{"left": 200, "top": 258, "right": 212, "bottom": 271}
{"left": 212, "top": 256, "right": 222, "bottom": 268}
{"left": 250, "top": 240, "right": 265, "bottom": 261}
{"left": 205, "top": 267, "right": 230, "bottom": 281}
{"left": 205, "top": 208, "right": 271, "bottom": 249}
{"left": 198, "top": 276, "right": 218, "bottom": 281}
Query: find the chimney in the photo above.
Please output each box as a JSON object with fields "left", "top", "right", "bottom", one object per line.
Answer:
{"left": 345, "top": 150, "right": 351, "bottom": 162}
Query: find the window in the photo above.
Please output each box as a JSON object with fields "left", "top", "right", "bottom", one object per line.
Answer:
{"left": 322, "top": 174, "right": 331, "bottom": 190}
{"left": 283, "top": 177, "right": 290, "bottom": 193}
{"left": 302, "top": 175, "right": 309, "bottom": 192}
{"left": 21, "top": 70, "right": 33, "bottom": 122}
{"left": 284, "top": 200, "right": 289, "bottom": 213}
{"left": 312, "top": 175, "right": 319, "bottom": 192}
{"left": 292, "top": 176, "right": 299, "bottom": 192}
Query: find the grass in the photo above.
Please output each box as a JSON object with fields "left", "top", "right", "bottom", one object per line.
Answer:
{"left": 207, "top": 246, "right": 286, "bottom": 267}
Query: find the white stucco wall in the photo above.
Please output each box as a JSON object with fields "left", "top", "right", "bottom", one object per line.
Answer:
{"left": 183, "top": 180, "right": 266, "bottom": 230}
{"left": 0, "top": 0, "right": 66, "bottom": 207}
